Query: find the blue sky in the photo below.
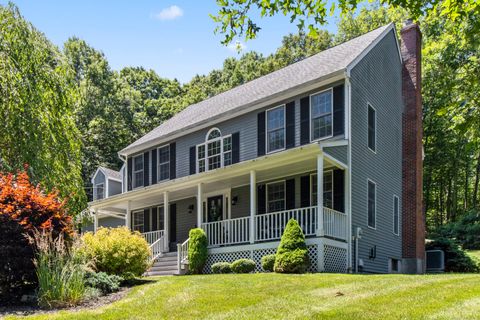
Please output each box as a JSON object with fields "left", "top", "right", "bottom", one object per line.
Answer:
{"left": 3, "top": 1, "right": 339, "bottom": 83}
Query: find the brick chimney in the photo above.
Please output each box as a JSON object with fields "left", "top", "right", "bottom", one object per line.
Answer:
{"left": 401, "top": 20, "right": 425, "bottom": 274}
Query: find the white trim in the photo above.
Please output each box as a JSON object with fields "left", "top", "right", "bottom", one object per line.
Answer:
{"left": 265, "top": 180, "right": 286, "bottom": 213}
{"left": 309, "top": 88, "right": 334, "bottom": 143}
{"left": 367, "top": 102, "right": 377, "bottom": 153}
{"left": 92, "top": 167, "right": 122, "bottom": 183}
{"left": 346, "top": 23, "right": 400, "bottom": 77}
{"left": 95, "top": 182, "right": 105, "bottom": 200}
{"left": 132, "top": 154, "right": 144, "bottom": 189}
{"left": 393, "top": 195, "right": 400, "bottom": 236}
{"left": 345, "top": 76, "right": 352, "bottom": 271}
{"left": 265, "top": 104, "right": 286, "bottom": 154}
{"left": 196, "top": 131, "right": 232, "bottom": 173}
{"left": 323, "top": 153, "right": 348, "bottom": 170}
{"left": 119, "top": 72, "right": 346, "bottom": 156}
{"left": 157, "top": 144, "right": 171, "bottom": 183}
{"left": 206, "top": 127, "right": 222, "bottom": 140}
{"left": 367, "top": 179, "right": 377, "bottom": 230}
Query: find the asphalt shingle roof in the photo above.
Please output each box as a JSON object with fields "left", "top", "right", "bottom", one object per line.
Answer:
{"left": 99, "top": 166, "right": 122, "bottom": 181}
{"left": 120, "top": 24, "right": 392, "bottom": 155}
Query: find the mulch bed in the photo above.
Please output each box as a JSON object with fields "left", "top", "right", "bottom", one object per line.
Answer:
{"left": 0, "top": 287, "right": 131, "bottom": 317}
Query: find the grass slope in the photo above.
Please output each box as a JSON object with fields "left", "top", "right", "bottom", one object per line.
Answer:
{"left": 7, "top": 273, "right": 480, "bottom": 320}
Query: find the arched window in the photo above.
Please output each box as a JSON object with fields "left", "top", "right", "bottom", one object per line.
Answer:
{"left": 196, "top": 128, "right": 232, "bottom": 173}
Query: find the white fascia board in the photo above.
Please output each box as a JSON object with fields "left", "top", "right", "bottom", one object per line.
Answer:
{"left": 118, "top": 71, "right": 346, "bottom": 157}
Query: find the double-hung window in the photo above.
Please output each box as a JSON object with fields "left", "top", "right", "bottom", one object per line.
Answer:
{"left": 266, "top": 105, "right": 285, "bottom": 153}
{"left": 132, "top": 210, "right": 144, "bottom": 233}
{"left": 311, "top": 90, "right": 333, "bottom": 141}
{"left": 267, "top": 181, "right": 285, "bottom": 212}
{"left": 393, "top": 195, "right": 399, "bottom": 235}
{"left": 157, "top": 145, "right": 170, "bottom": 182}
{"left": 367, "top": 179, "right": 376, "bottom": 229}
{"left": 311, "top": 171, "right": 333, "bottom": 208}
{"left": 133, "top": 155, "right": 144, "bottom": 188}
{"left": 96, "top": 183, "right": 104, "bottom": 200}
{"left": 197, "top": 128, "right": 232, "bottom": 173}
{"left": 368, "top": 104, "right": 376, "bottom": 152}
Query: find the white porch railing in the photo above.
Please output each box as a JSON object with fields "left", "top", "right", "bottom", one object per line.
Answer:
{"left": 255, "top": 206, "right": 318, "bottom": 242}
{"left": 177, "top": 238, "right": 189, "bottom": 272}
{"left": 142, "top": 230, "right": 165, "bottom": 262}
{"left": 201, "top": 216, "right": 250, "bottom": 247}
{"left": 323, "top": 207, "right": 348, "bottom": 240}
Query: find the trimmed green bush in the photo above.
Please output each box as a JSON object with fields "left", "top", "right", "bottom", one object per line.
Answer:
{"left": 261, "top": 254, "right": 276, "bottom": 272}
{"left": 274, "top": 219, "right": 309, "bottom": 273}
{"left": 426, "top": 237, "right": 480, "bottom": 273}
{"left": 231, "top": 259, "right": 256, "bottom": 273}
{"left": 188, "top": 228, "right": 208, "bottom": 274}
{"left": 85, "top": 272, "right": 123, "bottom": 295}
{"left": 80, "top": 227, "right": 150, "bottom": 279}
{"left": 211, "top": 262, "right": 232, "bottom": 274}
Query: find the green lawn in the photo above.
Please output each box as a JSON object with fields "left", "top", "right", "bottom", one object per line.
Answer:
{"left": 7, "top": 273, "right": 480, "bottom": 320}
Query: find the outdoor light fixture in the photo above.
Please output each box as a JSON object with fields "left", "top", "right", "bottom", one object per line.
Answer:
{"left": 188, "top": 204, "right": 194, "bottom": 213}
{"left": 231, "top": 196, "right": 238, "bottom": 205}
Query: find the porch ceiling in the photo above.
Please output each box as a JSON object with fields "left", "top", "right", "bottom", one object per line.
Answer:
{"left": 90, "top": 143, "right": 342, "bottom": 212}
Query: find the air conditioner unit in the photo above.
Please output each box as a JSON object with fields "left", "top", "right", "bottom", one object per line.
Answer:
{"left": 426, "top": 250, "right": 445, "bottom": 273}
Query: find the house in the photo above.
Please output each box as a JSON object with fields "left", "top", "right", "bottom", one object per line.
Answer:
{"left": 88, "top": 21, "right": 425, "bottom": 275}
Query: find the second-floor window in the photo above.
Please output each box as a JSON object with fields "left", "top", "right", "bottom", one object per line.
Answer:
{"left": 266, "top": 105, "right": 285, "bottom": 153}
{"left": 96, "top": 183, "right": 104, "bottom": 200}
{"left": 311, "top": 89, "right": 333, "bottom": 141}
{"left": 133, "top": 154, "right": 144, "bottom": 188}
{"left": 310, "top": 171, "right": 333, "bottom": 208}
{"left": 368, "top": 104, "right": 376, "bottom": 152}
{"left": 158, "top": 145, "right": 170, "bottom": 181}
{"left": 197, "top": 128, "right": 232, "bottom": 173}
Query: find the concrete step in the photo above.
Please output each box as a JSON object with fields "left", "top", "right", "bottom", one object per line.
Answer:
{"left": 146, "top": 270, "right": 178, "bottom": 276}
{"left": 152, "top": 260, "right": 178, "bottom": 267}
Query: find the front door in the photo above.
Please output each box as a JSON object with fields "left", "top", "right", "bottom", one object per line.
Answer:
{"left": 207, "top": 195, "right": 224, "bottom": 222}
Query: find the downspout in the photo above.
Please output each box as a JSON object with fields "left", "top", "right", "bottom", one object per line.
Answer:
{"left": 118, "top": 153, "right": 127, "bottom": 193}
{"left": 345, "top": 73, "right": 353, "bottom": 272}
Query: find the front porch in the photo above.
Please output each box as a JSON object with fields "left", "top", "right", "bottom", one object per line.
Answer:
{"left": 90, "top": 143, "right": 350, "bottom": 272}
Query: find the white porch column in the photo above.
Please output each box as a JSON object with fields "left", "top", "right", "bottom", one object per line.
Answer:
{"left": 316, "top": 153, "right": 324, "bottom": 237}
{"left": 93, "top": 209, "right": 98, "bottom": 233}
{"left": 125, "top": 201, "right": 131, "bottom": 230}
{"left": 197, "top": 183, "right": 203, "bottom": 228}
{"left": 249, "top": 170, "right": 256, "bottom": 244}
{"left": 164, "top": 191, "right": 170, "bottom": 252}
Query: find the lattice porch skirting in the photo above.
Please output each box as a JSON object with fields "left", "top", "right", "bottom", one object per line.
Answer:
{"left": 203, "top": 238, "right": 347, "bottom": 274}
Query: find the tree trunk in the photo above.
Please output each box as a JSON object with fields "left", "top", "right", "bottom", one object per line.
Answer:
{"left": 473, "top": 153, "right": 480, "bottom": 209}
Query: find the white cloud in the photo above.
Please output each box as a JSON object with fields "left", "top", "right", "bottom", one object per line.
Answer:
{"left": 154, "top": 5, "right": 183, "bottom": 21}
{"left": 227, "top": 40, "right": 247, "bottom": 53}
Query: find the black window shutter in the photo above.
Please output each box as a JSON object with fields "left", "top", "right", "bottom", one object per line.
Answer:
{"left": 170, "top": 143, "right": 176, "bottom": 179}
{"left": 232, "top": 132, "right": 240, "bottom": 164}
{"left": 333, "top": 169, "right": 345, "bottom": 212}
{"left": 151, "top": 149, "right": 157, "bottom": 185}
{"left": 286, "top": 101, "right": 295, "bottom": 149}
{"left": 333, "top": 84, "right": 345, "bottom": 136}
{"left": 143, "top": 151, "right": 150, "bottom": 187}
{"left": 300, "top": 97, "right": 310, "bottom": 145}
{"left": 169, "top": 204, "right": 177, "bottom": 242}
{"left": 189, "top": 146, "right": 196, "bottom": 175}
{"left": 127, "top": 157, "right": 133, "bottom": 191}
{"left": 300, "top": 175, "right": 310, "bottom": 207}
{"left": 144, "top": 208, "right": 150, "bottom": 232}
{"left": 151, "top": 207, "right": 158, "bottom": 231}
{"left": 286, "top": 179, "right": 295, "bottom": 209}
{"left": 257, "top": 184, "right": 266, "bottom": 214}
{"left": 257, "top": 111, "right": 266, "bottom": 156}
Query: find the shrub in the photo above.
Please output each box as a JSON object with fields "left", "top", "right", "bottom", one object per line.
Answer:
{"left": 435, "top": 211, "right": 480, "bottom": 250}
{"left": 30, "top": 230, "right": 87, "bottom": 308}
{"left": 80, "top": 227, "right": 150, "bottom": 279}
{"left": 211, "top": 262, "right": 232, "bottom": 274}
{"left": 85, "top": 272, "right": 123, "bottom": 295}
{"left": 0, "top": 170, "right": 73, "bottom": 303}
{"left": 426, "top": 237, "right": 480, "bottom": 273}
{"left": 188, "top": 228, "right": 208, "bottom": 274}
{"left": 261, "top": 254, "right": 276, "bottom": 272}
{"left": 231, "top": 259, "right": 256, "bottom": 273}
{"left": 274, "top": 219, "right": 309, "bottom": 273}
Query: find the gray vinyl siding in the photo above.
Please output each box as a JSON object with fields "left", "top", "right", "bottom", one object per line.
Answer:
{"left": 175, "top": 197, "right": 197, "bottom": 244}
{"left": 108, "top": 179, "right": 122, "bottom": 197}
{"left": 93, "top": 171, "right": 105, "bottom": 200}
{"left": 82, "top": 216, "right": 124, "bottom": 232}
{"left": 231, "top": 185, "right": 250, "bottom": 218}
{"left": 349, "top": 30, "right": 403, "bottom": 273}
{"left": 126, "top": 81, "right": 345, "bottom": 188}
{"left": 324, "top": 145, "right": 348, "bottom": 165}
